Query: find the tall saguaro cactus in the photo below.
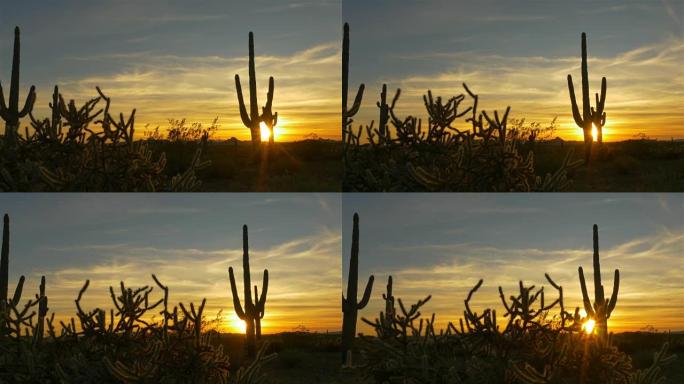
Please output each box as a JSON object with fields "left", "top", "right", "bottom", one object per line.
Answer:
{"left": 342, "top": 23, "right": 365, "bottom": 155}
{"left": 1, "top": 214, "right": 9, "bottom": 316}
{"left": 342, "top": 213, "right": 374, "bottom": 366}
{"left": 578, "top": 224, "right": 619, "bottom": 340}
{"left": 235, "top": 32, "right": 277, "bottom": 146}
{"left": 0, "top": 27, "right": 36, "bottom": 148}
{"left": 567, "top": 32, "right": 607, "bottom": 163}
{"left": 228, "top": 225, "right": 269, "bottom": 358}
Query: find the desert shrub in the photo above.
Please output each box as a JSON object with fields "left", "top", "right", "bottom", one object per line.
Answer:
{"left": 344, "top": 84, "right": 581, "bottom": 192}
{"left": 0, "top": 87, "right": 209, "bottom": 192}
{"left": 146, "top": 117, "right": 220, "bottom": 143}
{"left": 358, "top": 276, "right": 677, "bottom": 384}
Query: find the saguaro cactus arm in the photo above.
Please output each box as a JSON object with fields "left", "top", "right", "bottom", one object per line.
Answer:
{"left": 228, "top": 267, "right": 246, "bottom": 319}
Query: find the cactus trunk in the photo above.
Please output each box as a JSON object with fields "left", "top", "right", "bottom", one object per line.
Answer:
{"left": 1, "top": 215, "right": 9, "bottom": 315}
{"left": 341, "top": 213, "right": 374, "bottom": 366}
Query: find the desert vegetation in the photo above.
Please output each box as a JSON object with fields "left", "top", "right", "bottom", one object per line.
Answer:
{"left": 0, "top": 27, "right": 340, "bottom": 192}
{"left": 342, "top": 24, "right": 684, "bottom": 192}
{"left": 0, "top": 213, "right": 342, "bottom": 383}
{"left": 341, "top": 213, "right": 681, "bottom": 383}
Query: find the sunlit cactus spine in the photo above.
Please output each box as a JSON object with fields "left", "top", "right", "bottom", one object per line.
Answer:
{"left": 0, "top": 27, "right": 36, "bottom": 148}
{"left": 567, "top": 32, "right": 607, "bottom": 163}
{"left": 342, "top": 23, "right": 365, "bottom": 154}
{"left": 235, "top": 32, "right": 277, "bottom": 146}
{"left": 578, "top": 224, "right": 619, "bottom": 340}
{"left": 342, "top": 213, "right": 374, "bottom": 366}
{"left": 228, "top": 225, "right": 269, "bottom": 358}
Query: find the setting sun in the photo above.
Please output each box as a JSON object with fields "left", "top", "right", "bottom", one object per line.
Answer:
{"left": 260, "top": 122, "right": 271, "bottom": 142}
{"left": 227, "top": 313, "right": 247, "bottom": 333}
{"left": 582, "top": 319, "right": 596, "bottom": 335}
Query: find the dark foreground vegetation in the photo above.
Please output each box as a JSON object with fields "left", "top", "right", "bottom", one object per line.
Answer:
{"left": 340, "top": 214, "right": 680, "bottom": 383}
{"left": 159, "top": 139, "right": 341, "bottom": 192}
{"left": 534, "top": 140, "right": 684, "bottom": 192}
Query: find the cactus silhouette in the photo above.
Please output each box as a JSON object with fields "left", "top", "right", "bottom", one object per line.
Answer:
{"left": 342, "top": 23, "right": 365, "bottom": 155}
{"left": 235, "top": 32, "right": 277, "bottom": 146}
{"left": 342, "top": 213, "right": 374, "bottom": 366}
{"left": 383, "top": 275, "right": 395, "bottom": 325}
{"left": 228, "top": 225, "right": 268, "bottom": 358}
{"left": 567, "top": 32, "right": 607, "bottom": 163}
{"left": 578, "top": 224, "right": 619, "bottom": 340}
{"left": 1, "top": 215, "right": 9, "bottom": 316}
{"left": 0, "top": 27, "right": 36, "bottom": 149}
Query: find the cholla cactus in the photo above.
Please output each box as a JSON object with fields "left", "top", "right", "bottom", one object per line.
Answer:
{"left": 345, "top": 82, "right": 581, "bottom": 192}
{"left": 342, "top": 213, "right": 374, "bottom": 366}
{"left": 578, "top": 224, "right": 619, "bottom": 340}
{"left": 0, "top": 27, "right": 36, "bottom": 149}
{"left": 567, "top": 32, "right": 607, "bottom": 163}
{"left": 235, "top": 32, "right": 278, "bottom": 146}
{"left": 228, "top": 225, "right": 269, "bottom": 358}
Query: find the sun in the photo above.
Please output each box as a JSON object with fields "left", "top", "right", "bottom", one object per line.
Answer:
{"left": 582, "top": 319, "right": 596, "bottom": 335}
{"left": 260, "top": 122, "right": 271, "bottom": 142}
{"left": 591, "top": 125, "right": 598, "bottom": 142}
{"left": 226, "top": 312, "right": 246, "bottom": 333}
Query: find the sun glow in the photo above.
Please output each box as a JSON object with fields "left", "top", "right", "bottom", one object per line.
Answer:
{"left": 582, "top": 319, "right": 596, "bottom": 335}
{"left": 227, "top": 313, "right": 246, "bottom": 333}
{"left": 260, "top": 122, "right": 271, "bottom": 142}
{"left": 591, "top": 125, "right": 598, "bottom": 142}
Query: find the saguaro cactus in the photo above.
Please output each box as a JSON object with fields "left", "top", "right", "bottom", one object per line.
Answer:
{"left": 235, "top": 32, "right": 277, "bottom": 146}
{"left": 578, "top": 224, "right": 619, "bottom": 340}
{"left": 1, "top": 214, "right": 9, "bottom": 315}
{"left": 228, "top": 225, "right": 269, "bottom": 358}
{"left": 342, "top": 213, "right": 374, "bottom": 366}
{"left": 0, "top": 27, "right": 36, "bottom": 148}
{"left": 567, "top": 32, "right": 607, "bottom": 163}
{"left": 342, "top": 23, "right": 365, "bottom": 154}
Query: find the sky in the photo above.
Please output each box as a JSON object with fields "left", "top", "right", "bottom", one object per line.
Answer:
{"left": 0, "top": 0, "right": 340, "bottom": 141}
{"left": 342, "top": 194, "right": 684, "bottom": 334}
{"left": 343, "top": 0, "right": 684, "bottom": 141}
{"left": 0, "top": 193, "right": 341, "bottom": 334}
